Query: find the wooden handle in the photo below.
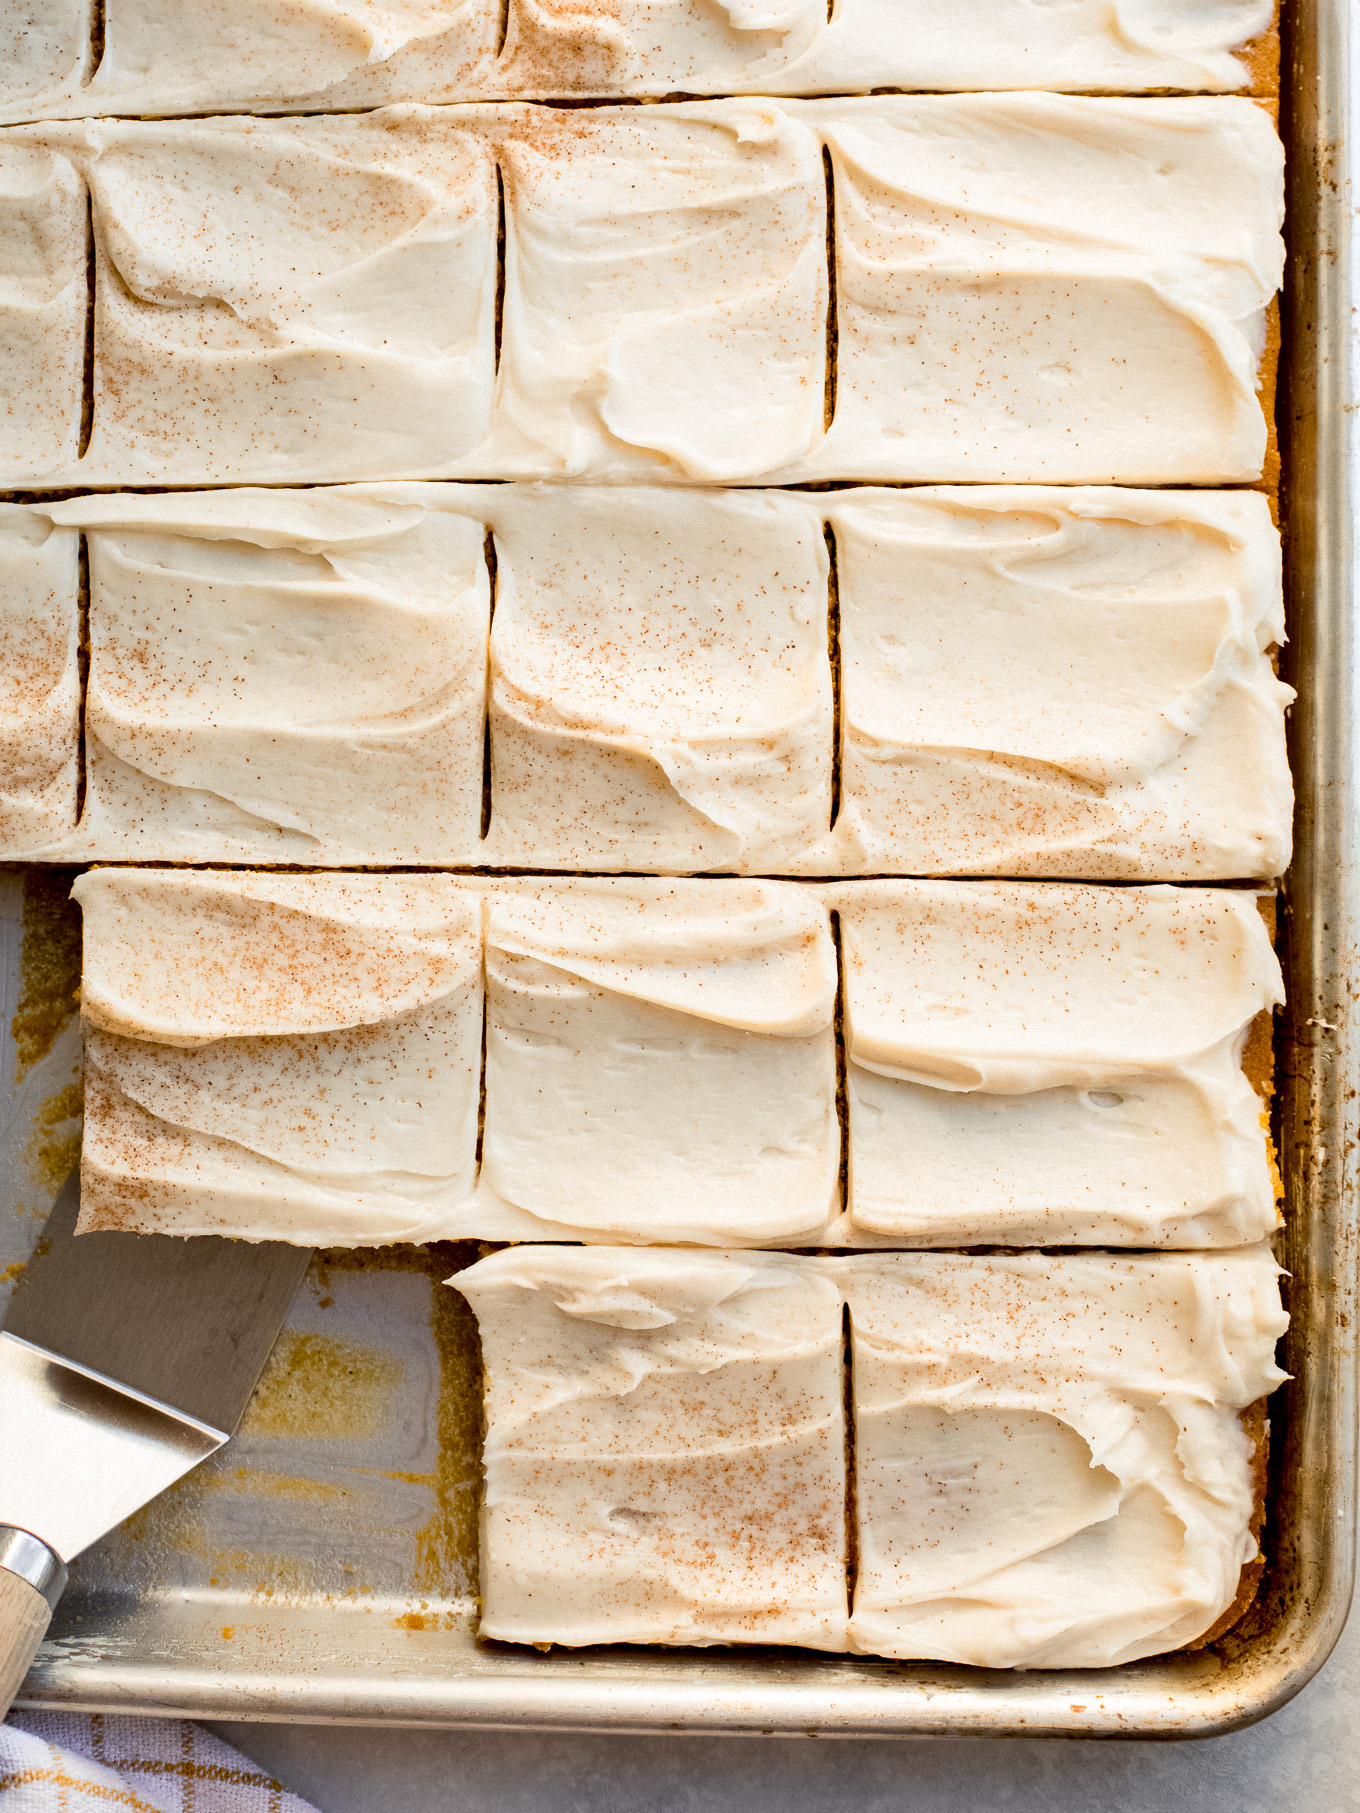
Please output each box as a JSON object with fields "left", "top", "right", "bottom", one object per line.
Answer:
{"left": 0, "top": 1565, "right": 52, "bottom": 1714}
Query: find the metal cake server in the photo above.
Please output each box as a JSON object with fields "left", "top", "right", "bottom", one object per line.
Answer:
{"left": 0, "top": 1170, "right": 311, "bottom": 1711}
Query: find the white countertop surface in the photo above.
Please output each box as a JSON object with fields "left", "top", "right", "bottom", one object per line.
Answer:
{"left": 207, "top": 1579, "right": 1357, "bottom": 1813}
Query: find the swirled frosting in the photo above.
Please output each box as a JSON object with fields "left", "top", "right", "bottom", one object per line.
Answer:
{"left": 451, "top": 1244, "right": 849, "bottom": 1651}
{"left": 843, "top": 1248, "right": 1288, "bottom": 1667}
{"left": 476, "top": 101, "right": 826, "bottom": 483}
{"left": 1, "top": 0, "right": 1271, "bottom": 119}
{"left": 451, "top": 1243, "right": 1285, "bottom": 1661}
{"left": 75, "top": 871, "right": 841, "bottom": 1247}
{"left": 48, "top": 486, "right": 490, "bottom": 866}
{"left": 494, "top": 0, "right": 823, "bottom": 98}
{"left": 471, "top": 877, "right": 841, "bottom": 1246}
{"left": 777, "top": 95, "right": 1284, "bottom": 485}
{"left": 82, "top": 0, "right": 498, "bottom": 116}
{"left": 827, "top": 881, "right": 1282, "bottom": 1248}
{"left": 75, "top": 869, "right": 483, "bottom": 1244}
{"left": 75, "top": 872, "right": 1281, "bottom": 1252}
{"left": 6, "top": 481, "right": 1290, "bottom": 878}
{"left": 0, "top": 509, "right": 80, "bottom": 855}
{"left": 0, "top": 139, "right": 85, "bottom": 484}
{"left": 495, "top": 0, "right": 1273, "bottom": 97}
{"left": 482, "top": 485, "right": 832, "bottom": 872}
{"left": 56, "top": 110, "right": 498, "bottom": 486}
{"left": 0, "top": 0, "right": 88, "bottom": 118}
{"left": 807, "top": 485, "right": 1293, "bottom": 881}
{"left": 9, "top": 99, "right": 1282, "bottom": 487}
{"left": 4, "top": 0, "right": 500, "bottom": 119}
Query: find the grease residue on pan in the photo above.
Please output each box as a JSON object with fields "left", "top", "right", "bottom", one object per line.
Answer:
{"left": 12, "top": 866, "right": 82, "bottom": 1083}
{"left": 78, "top": 1244, "right": 486, "bottom": 1632}
{"left": 0, "top": 866, "right": 84, "bottom": 1306}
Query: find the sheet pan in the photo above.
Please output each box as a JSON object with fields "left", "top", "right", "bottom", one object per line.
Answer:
{"left": 2, "top": 0, "right": 1355, "bottom": 1735}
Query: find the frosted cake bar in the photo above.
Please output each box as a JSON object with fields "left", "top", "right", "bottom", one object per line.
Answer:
{"left": 75, "top": 872, "right": 841, "bottom": 1248}
{"left": 473, "top": 879, "right": 841, "bottom": 1247}
{"left": 1, "top": 0, "right": 1274, "bottom": 120}
{"left": 827, "top": 881, "right": 1282, "bottom": 1249}
{"left": 78, "top": 111, "right": 499, "bottom": 486}
{"left": 75, "top": 870, "right": 484, "bottom": 1245}
{"left": 51, "top": 488, "right": 490, "bottom": 866}
{"left": 482, "top": 486, "right": 833, "bottom": 872}
{"left": 0, "top": 509, "right": 80, "bottom": 855}
{"left": 482, "top": 102, "right": 826, "bottom": 484}
{"left": 451, "top": 1246, "right": 849, "bottom": 1652}
{"left": 2, "top": 98, "right": 1282, "bottom": 487}
{"left": 819, "top": 487, "right": 1293, "bottom": 881}
{"left": 450, "top": 1245, "right": 1285, "bottom": 1662}
{"left": 75, "top": 0, "right": 500, "bottom": 118}
{"left": 779, "top": 95, "right": 1284, "bottom": 485}
{"left": 4, "top": 112, "right": 499, "bottom": 488}
{"left": 843, "top": 1250, "right": 1287, "bottom": 1667}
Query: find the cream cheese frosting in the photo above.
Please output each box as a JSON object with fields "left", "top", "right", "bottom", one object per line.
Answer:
{"left": 1, "top": 0, "right": 1271, "bottom": 119}
{"left": 475, "top": 101, "right": 826, "bottom": 484}
{"left": 494, "top": 0, "right": 825, "bottom": 98}
{"left": 493, "top": 0, "right": 1274, "bottom": 98}
{"left": 0, "top": 509, "right": 80, "bottom": 856}
{"left": 10, "top": 97, "right": 1282, "bottom": 486}
{"left": 777, "top": 95, "right": 1284, "bottom": 485}
{"left": 0, "top": 0, "right": 88, "bottom": 120}
{"left": 451, "top": 1245, "right": 849, "bottom": 1651}
{"left": 49, "top": 110, "right": 498, "bottom": 486}
{"left": 0, "top": 138, "right": 86, "bottom": 485}
{"left": 482, "top": 485, "right": 832, "bottom": 872}
{"left": 748, "top": 0, "right": 1275, "bottom": 97}
{"left": 3, "top": 482, "right": 1290, "bottom": 874}
{"left": 451, "top": 1243, "right": 1284, "bottom": 1661}
{"left": 826, "top": 881, "right": 1282, "bottom": 1248}
{"left": 75, "top": 870, "right": 483, "bottom": 1244}
{"left": 75, "top": 871, "right": 842, "bottom": 1247}
{"left": 73, "top": 871, "right": 1282, "bottom": 1250}
{"left": 46, "top": 486, "right": 490, "bottom": 865}
{"left": 79, "top": 0, "right": 499, "bottom": 117}
{"left": 843, "top": 1248, "right": 1288, "bottom": 1667}
{"left": 470, "top": 878, "right": 841, "bottom": 1247}
{"left": 809, "top": 486, "right": 1293, "bottom": 880}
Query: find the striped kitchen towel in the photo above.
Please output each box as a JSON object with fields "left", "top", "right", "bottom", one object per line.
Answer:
{"left": 1, "top": 1713, "right": 321, "bottom": 1812}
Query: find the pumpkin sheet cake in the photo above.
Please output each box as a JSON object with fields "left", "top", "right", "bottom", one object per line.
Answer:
{"left": 0, "top": 0, "right": 1293, "bottom": 1671}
